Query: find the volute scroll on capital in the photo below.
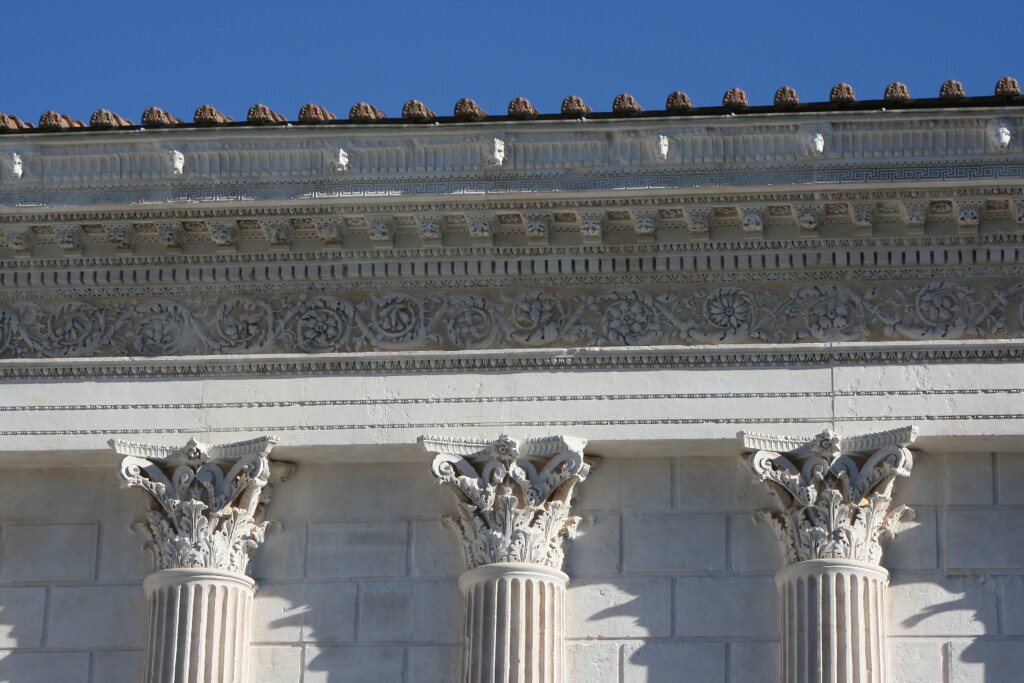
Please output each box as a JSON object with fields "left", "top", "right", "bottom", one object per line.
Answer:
{"left": 740, "top": 426, "right": 917, "bottom": 565}
{"left": 421, "top": 434, "right": 590, "bottom": 570}
{"left": 112, "top": 435, "right": 289, "bottom": 574}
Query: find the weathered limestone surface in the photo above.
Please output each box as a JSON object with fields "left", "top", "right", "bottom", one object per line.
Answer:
{"left": 113, "top": 437, "right": 281, "bottom": 683}
{"left": 744, "top": 427, "right": 916, "bottom": 683}
{"left": 144, "top": 569, "right": 255, "bottom": 683}
{"left": 0, "top": 100, "right": 1022, "bottom": 681}
{"left": 459, "top": 563, "right": 567, "bottom": 683}
{"left": 424, "top": 434, "right": 588, "bottom": 683}
{"left": 777, "top": 560, "right": 889, "bottom": 682}
{"left": 0, "top": 453, "right": 1018, "bottom": 680}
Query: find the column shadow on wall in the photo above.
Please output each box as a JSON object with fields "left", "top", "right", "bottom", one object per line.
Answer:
{"left": 0, "top": 600, "right": 42, "bottom": 683}
{"left": 264, "top": 589, "right": 353, "bottom": 682}
{"left": 589, "top": 596, "right": 673, "bottom": 681}
{"left": 889, "top": 568, "right": 1004, "bottom": 681}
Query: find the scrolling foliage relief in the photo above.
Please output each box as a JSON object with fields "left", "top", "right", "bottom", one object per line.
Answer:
{"left": 0, "top": 280, "right": 1019, "bottom": 358}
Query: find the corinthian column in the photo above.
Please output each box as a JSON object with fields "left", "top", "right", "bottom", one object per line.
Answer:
{"left": 421, "top": 434, "right": 590, "bottom": 683}
{"left": 112, "top": 436, "right": 282, "bottom": 683}
{"left": 740, "top": 427, "right": 917, "bottom": 683}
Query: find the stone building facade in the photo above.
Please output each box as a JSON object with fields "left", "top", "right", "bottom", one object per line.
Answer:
{"left": 0, "top": 83, "right": 1023, "bottom": 681}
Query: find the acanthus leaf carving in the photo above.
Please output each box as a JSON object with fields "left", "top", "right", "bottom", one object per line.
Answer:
{"left": 741, "top": 426, "right": 917, "bottom": 565}
{"left": 0, "top": 279, "right": 1020, "bottom": 359}
{"left": 422, "top": 434, "right": 590, "bottom": 570}
{"left": 112, "top": 436, "right": 279, "bottom": 573}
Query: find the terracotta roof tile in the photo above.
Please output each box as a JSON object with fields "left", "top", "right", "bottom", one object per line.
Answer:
{"left": 507, "top": 97, "right": 539, "bottom": 119}
{"left": 39, "top": 111, "right": 84, "bottom": 130}
{"left": 247, "top": 103, "right": 286, "bottom": 125}
{"left": 193, "top": 105, "right": 233, "bottom": 125}
{"left": 90, "top": 109, "right": 133, "bottom": 128}
{"left": 774, "top": 86, "right": 800, "bottom": 108}
{"left": 939, "top": 80, "right": 965, "bottom": 100}
{"left": 884, "top": 82, "right": 910, "bottom": 102}
{"left": 665, "top": 91, "right": 694, "bottom": 113}
{"left": 0, "top": 113, "right": 33, "bottom": 130}
{"left": 830, "top": 82, "right": 856, "bottom": 103}
{"left": 722, "top": 88, "right": 748, "bottom": 109}
{"left": 298, "top": 103, "right": 336, "bottom": 122}
{"left": 454, "top": 98, "right": 487, "bottom": 121}
{"left": 996, "top": 76, "right": 1020, "bottom": 98}
{"left": 612, "top": 93, "right": 643, "bottom": 115}
{"left": 561, "top": 95, "right": 591, "bottom": 117}
{"left": 402, "top": 100, "right": 436, "bottom": 122}
{"left": 4, "top": 77, "right": 1022, "bottom": 135}
{"left": 141, "top": 107, "right": 182, "bottom": 126}
{"left": 349, "top": 102, "right": 386, "bottom": 122}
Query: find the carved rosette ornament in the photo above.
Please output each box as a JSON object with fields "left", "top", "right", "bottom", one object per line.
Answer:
{"left": 112, "top": 436, "right": 283, "bottom": 683}
{"left": 422, "top": 434, "right": 589, "bottom": 683}
{"left": 741, "top": 426, "right": 918, "bottom": 683}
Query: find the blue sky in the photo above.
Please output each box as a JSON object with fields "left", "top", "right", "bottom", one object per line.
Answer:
{"left": 4, "top": 1, "right": 1022, "bottom": 123}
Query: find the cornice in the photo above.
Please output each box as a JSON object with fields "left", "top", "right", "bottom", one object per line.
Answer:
{"left": 0, "top": 109, "right": 1020, "bottom": 214}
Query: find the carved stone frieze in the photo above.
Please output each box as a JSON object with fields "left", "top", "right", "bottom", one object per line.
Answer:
{"left": 112, "top": 436, "right": 279, "bottom": 573}
{"left": 2, "top": 278, "right": 1024, "bottom": 358}
{"left": 741, "top": 426, "right": 917, "bottom": 565}
{"left": 422, "top": 434, "right": 589, "bottom": 569}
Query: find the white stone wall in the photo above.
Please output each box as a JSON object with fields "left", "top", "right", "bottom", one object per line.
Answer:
{"left": 0, "top": 452, "right": 1021, "bottom": 681}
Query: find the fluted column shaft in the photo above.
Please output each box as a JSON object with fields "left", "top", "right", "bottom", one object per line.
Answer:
{"left": 143, "top": 569, "right": 255, "bottom": 683}
{"left": 459, "top": 563, "right": 567, "bottom": 683}
{"left": 777, "top": 559, "right": 889, "bottom": 683}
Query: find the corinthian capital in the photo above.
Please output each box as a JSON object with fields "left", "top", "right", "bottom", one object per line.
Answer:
{"left": 112, "top": 436, "right": 278, "bottom": 574}
{"left": 740, "top": 426, "right": 917, "bottom": 565}
{"left": 421, "top": 434, "right": 590, "bottom": 570}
